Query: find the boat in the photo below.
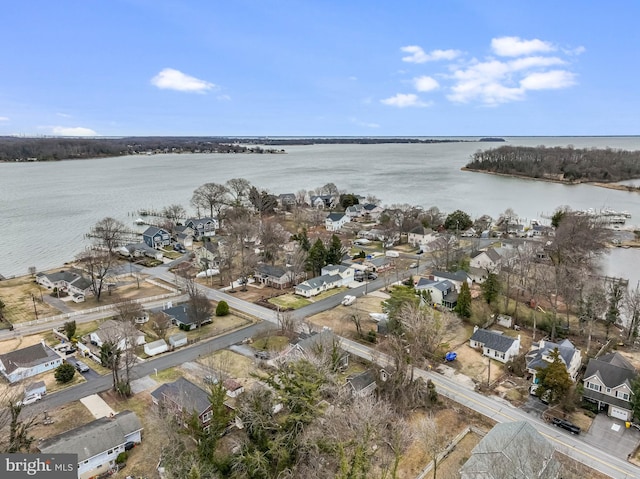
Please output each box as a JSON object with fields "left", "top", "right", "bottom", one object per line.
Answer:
{"left": 134, "top": 218, "right": 145, "bottom": 225}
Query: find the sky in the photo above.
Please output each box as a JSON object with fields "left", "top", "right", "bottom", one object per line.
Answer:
{"left": 1, "top": 1, "right": 639, "bottom": 137}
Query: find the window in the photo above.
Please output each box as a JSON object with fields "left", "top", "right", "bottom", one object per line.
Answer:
{"left": 606, "top": 388, "right": 611, "bottom": 394}
{"left": 202, "top": 411, "right": 212, "bottom": 423}
{"left": 587, "top": 382, "right": 601, "bottom": 392}
{"left": 107, "top": 449, "right": 113, "bottom": 455}
{"left": 617, "top": 391, "right": 630, "bottom": 401}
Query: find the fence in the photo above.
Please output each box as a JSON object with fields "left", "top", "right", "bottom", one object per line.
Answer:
{"left": 415, "top": 426, "right": 486, "bottom": 479}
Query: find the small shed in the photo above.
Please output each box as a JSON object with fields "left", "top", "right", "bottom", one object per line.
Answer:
{"left": 25, "top": 381, "right": 47, "bottom": 397}
{"left": 223, "top": 379, "right": 245, "bottom": 398}
{"left": 168, "top": 332, "right": 188, "bottom": 349}
{"left": 144, "top": 339, "right": 168, "bottom": 357}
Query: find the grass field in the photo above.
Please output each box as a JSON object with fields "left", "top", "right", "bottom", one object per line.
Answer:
{"left": 268, "top": 294, "right": 311, "bottom": 310}
{"left": 0, "top": 276, "right": 60, "bottom": 323}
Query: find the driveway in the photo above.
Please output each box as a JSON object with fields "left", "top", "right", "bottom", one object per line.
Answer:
{"left": 582, "top": 413, "right": 640, "bottom": 459}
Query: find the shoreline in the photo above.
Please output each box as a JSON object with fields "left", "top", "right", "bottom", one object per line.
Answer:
{"left": 461, "top": 167, "right": 640, "bottom": 193}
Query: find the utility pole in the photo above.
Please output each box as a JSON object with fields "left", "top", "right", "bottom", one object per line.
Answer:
{"left": 32, "top": 294, "right": 38, "bottom": 320}
{"left": 487, "top": 357, "right": 491, "bottom": 387}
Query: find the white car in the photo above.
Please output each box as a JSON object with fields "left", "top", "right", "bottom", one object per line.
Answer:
{"left": 17, "top": 394, "right": 42, "bottom": 407}
{"left": 341, "top": 295, "right": 356, "bottom": 306}
{"left": 196, "top": 268, "right": 220, "bottom": 278}
{"left": 369, "top": 313, "right": 389, "bottom": 322}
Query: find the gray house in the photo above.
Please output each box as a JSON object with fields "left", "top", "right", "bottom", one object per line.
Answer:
{"left": 162, "top": 304, "right": 212, "bottom": 330}
{"left": 460, "top": 421, "right": 560, "bottom": 479}
{"left": 583, "top": 352, "right": 637, "bottom": 421}
{"left": 0, "top": 341, "right": 63, "bottom": 383}
{"left": 142, "top": 226, "right": 171, "bottom": 249}
{"left": 469, "top": 326, "right": 521, "bottom": 364}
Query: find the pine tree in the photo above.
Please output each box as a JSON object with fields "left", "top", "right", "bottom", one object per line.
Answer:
{"left": 455, "top": 281, "right": 472, "bottom": 318}
{"left": 535, "top": 348, "right": 572, "bottom": 404}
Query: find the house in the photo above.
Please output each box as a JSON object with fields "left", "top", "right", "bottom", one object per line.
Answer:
{"left": 35, "top": 270, "right": 94, "bottom": 299}
{"left": 38, "top": 410, "right": 143, "bottom": 479}
{"left": 142, "top": 226, "right": 171, "bottom": 249}
{"left": 345, "top": 204, "right": 365, "bottom": 218}
{"left": 415, "top": 278, "right": 459, "bottom": 309}
{"left": 0, "top": 341, "right": 63, "bottom": 383}
{"left": 469, "top": 248, "right": 502, "bottom": 272}
{"left": 89, "top": 319, "right": 146, "bottom": 351}
{"left": 151, "top": 377, "right": 213, "bottom": 429}
{"left": 362, "top": 203, "right": 384, "bottom": 221}
{"left": 310, "top": 195, "right": 335, "bottom": 208}
{"left": 429, "top": 270, "right": 472, "bottom": 292}
{"left": 195, "top": 242, "right": 220, "bottom": 269}
{"left": 120, "top": 242, "right": 164, "bottom": 261}
{"left": 162, "top": 304, "right": 212, "bottom": 330}
{"left": 278, "top": 193, "right": 296, "bottom": 209}
{"left": 407, "top": 226, "right": 437, "bottom": 249}
{"left": 526, "top": 338, "right": 582, "bottom": 382}
{"left": 254, "top": 263, "right": 302, "bottom": 289}
{"left": 345, "top": 369, "right": 377, "bottom": 397}
{"left": 185, "top": 217, "right": 218, "bottom": 238}
{"left": 294, "top": 265, "right": 354, "bottom": 298}
{"left": 281, "top": 330, "right": 349, "bottom": 369}
{"left": 25, "top": 380, "right": 47, "bottom": 397}
{"left": 168, "top": 332, "right": 188, "bottom": 349}
{"left": 223, "top": 378, "right": 245, "bottom": 398}
{"left": 325, "top": 212, "right": 350, "bottom": 231}
{"left": 144, "top": 339, "right": 168, "bottom": 357}
{"left": 174, "top": 225, "right": 195, "bottom": 248}
{"left": 469, "top": 326, "right": 521, "bottom": 363}
{"left": 460, "top": 227, "right": 477, "bottom": 237}
{"left": 460, "top": 421, "right": 560, "bottom": 479}
{"left": 583, "top": 352, "right": 637, "bottom": 421}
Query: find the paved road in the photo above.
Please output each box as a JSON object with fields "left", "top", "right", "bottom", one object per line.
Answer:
{"left": 340, "top": 338, "right": 640, "bottom": 479}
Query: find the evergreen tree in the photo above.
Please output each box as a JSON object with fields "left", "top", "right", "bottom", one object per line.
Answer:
{"left": 455, "top": 281, "right": 472, "bottom": 318}
{"left": 326, "top": 234, "right": 343, "bottom": 265}
{"left": 292, "top": 228, "right": 311, "bottom": 251}
{"left": 306, "top": 239, "right": 327, "bottom": 276}
{"left": 630, "top": 377, "right": 640, "bottom": 421}
{"left": 481, "top": 273, "right": 501, "bottom": 306}
{"left": 54, "top": 363, "right": 76, "bottom": 383}
{"left": 535, "top": 348, "right": 572, "bottom": 404}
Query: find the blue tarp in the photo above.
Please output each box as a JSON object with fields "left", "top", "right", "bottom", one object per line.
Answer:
{"left": 445, "top": 352, "right": 457, "bottom": 361}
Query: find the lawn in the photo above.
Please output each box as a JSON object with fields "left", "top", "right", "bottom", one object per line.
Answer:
{"left": 0, "top": 275, "right": 60, "bottom": 323}
{"left": 268, "top": 294, "right": 311, "bottom": 310}
{"left": 198, "top": 350, "right": 254, "bottom": 379}
{"left": 253, "top": 335, "right": 290, "bottom": 352}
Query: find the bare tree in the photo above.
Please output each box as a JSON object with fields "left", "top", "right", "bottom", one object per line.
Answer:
{"left": 413, "top": 415, "right": 448, "bottom": 479}
{"left": 90, "top": 217, "right": 127, "bottom": 253}
{"left": 0, "top": 389, "right": 37, "bottom": 453}
{"left": 226, "top": 178, "right": 252, "bottom": 207}
{"left": 76, "top": 248, "right": 116, "bottom": 301}
{"left": 624, "top": 283, "right": 640, "bottom": 343}
{"left": 114, "top": 299, "right": 144, "bottom": 323}
{"left": 161, "top": 204, "right": 186, "bottom": 233}
{"left": 185, "top": 279, "right": 213, "bottom": 329}
{"left": 151, "top": 311, "right": 172, "bottom": 340}
{"left": 259, "top": 218, "right": 288, "bottom": 264}
{"left": 226, "top": 214, "right": 259, "bottom": 290}
{"left": 191, "top": 182, "right": 230, "bottom": 218}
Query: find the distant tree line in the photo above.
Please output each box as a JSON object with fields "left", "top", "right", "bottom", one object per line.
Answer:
{"left": 256, "top": 137, "right": 497, "bottom": 146}
{"left": 465, "top": 145, "right": 640, "bottom": 182}
{"left": 0, "top": 137, "right": 283, "bottom": 162}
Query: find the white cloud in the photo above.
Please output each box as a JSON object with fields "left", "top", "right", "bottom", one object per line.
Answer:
{"left": 0, "top": 116, "right": 9, "bottom": 121}
{"left": 508, "top": 56, "right": 565, "bottom": 71}
{"left": 217, "top": 94, "right": 231, "bottom": 101}
{"left": 413, "top": 76, "right": 439, "bottom": 92}
{"left": 151, "top": 68, "right": 215, "bottom": 93}
{"left": 56, "top": 112, "right": 71, "bottom": 118}
{"left": 401, "top": 45, "right": 461, "bottom": 63}
{"left": 51, "top": 126, "right": 97, "bottom": 136}
{"left": 520, "top": 70, "right": 576, "bottom": 90}
{"left": 350, "top": 118, "right": 380, "bottom": 128}
{"left": 381, "top": 93, "right": 430, "bottom": 108}
{"left": 491, "top": 36, "right": 555, "bottom": 57}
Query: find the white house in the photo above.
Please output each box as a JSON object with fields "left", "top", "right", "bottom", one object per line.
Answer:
{"left": 0, "top": 341, "right": 63, "bottom": 383}
{"left": 168, "top": 332, "right": 188, "bottom": 349}
{"left": 469, "top": 326, "right": 521, "bottom": 363}
{"left": 526, "top": 338, "right": 582, "bottom": 382}
{"left": 223, "top": 378, "right": 245, "bottom": 398}
{"left": 294, "top": 265, "right": 355, "bottom": 298}
{"left": 415, "top": 278, "right": 459, "bottom": 309}
{"left": 345, "top": 204, "right": 365, "bottom": 218}
{"left": 35, "top": 270, "right": 93, "bottom": 300}
{"left": 583, "top": 352, "right": 637, "bottom": 421}
{"left": 184, "top": 217, "right": 218, "bottom": 238}
{"left": 325, "top": 212, "right": 350, "bottom": 231}
{"left": 89, "top": 319, "right": 146, "bottom": 351}
{"left": 407, "top": 226, "right": 437, "bottom": 249}
{"left": 144, "top": 339, "right": 168, "bottom": 357}
{"left": 469, "top": 248, "right": 503, "bottom": 272}
{"left": 38, "top": 410, "right": 143, "bottom": 479}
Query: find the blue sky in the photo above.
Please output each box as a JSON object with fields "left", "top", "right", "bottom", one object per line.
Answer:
{"left": 1, "top": 1, "right": 639, "bottom": 137}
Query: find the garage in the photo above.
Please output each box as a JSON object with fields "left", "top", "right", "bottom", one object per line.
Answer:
{"left": 610, "top": 406, "right": 629, "bottom": 421}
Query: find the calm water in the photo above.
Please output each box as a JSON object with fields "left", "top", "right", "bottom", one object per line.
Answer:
{"left": 1, "top": 136, "right": 640, "bottom": 278}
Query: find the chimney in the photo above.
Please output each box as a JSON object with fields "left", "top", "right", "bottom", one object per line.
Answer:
{"left": 473, "top": 325, "right": 479, "bottom": 333}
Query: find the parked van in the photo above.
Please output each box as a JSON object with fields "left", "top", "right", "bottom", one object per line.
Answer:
{"left": 385, "top": 251, "right": 400, "bottom": 258}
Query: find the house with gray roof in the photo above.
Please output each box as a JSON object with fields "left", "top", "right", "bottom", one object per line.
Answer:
{"left": 161, "top": 303, "right": 212, "bottom": 330}
{"left": 526, "top": 338, "right": 581, "bottom": 382}
{"left": 282, "top": 330, "right": 349, "bottom": 369}
{"left": 294, "top": 264, "right": 354, "bottom": 297}
{"left": 469, "top": 326, "right": 521, "bottom": 364}
{"left": 35, "top": 269, "right": 94, "bottom": 299}
{"left": 142, "top": 226, "right": 171, "bottom": 249}
{"left": 151, "top": 377, "right": 213, "bottom": 429}
{"left": 254, "top": 263, "right": 303, "bottom": 289}
{"left": 430, "top": 270, "right": 472, "bottom": 291}
{"left": 0, "top": 341, "right": 63, "bottom": 383}
{"left": 346, "top": 369, "right": 378, "bottom": 397}
{"left": 460, "top": 421, "right": 560, "bottom": 479}
{"left": 415, "top": 278, "right": 459, "bottom": 309}
{"left": 185, "top": 217, "right": 218, "bottom": 238}
{"left": 469, "top": 248, "right": 503, "bottom": 272}
{"left": 325, "top": 212, "right": 350, "bottom": 231}
{"left": 583, "top": 352, "right": 637, "bottom": 421}
{"left": 38, "top": 410, "right": 143, "bottom": 479}
{"left": 120, "top": 242, "right": 164, "bottom": 260}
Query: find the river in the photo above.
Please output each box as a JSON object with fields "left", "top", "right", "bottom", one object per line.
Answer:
{"left": 1, "top": 136, "right": 639, "bottom": 280}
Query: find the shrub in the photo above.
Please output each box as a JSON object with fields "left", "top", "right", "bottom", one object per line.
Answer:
{"left": 115, "top": 452, "right": 128, "bottom": 464}
{"left": 55, "top": 363, "right": 76, "bottom": 383}
{"left": 216, "top": 300, "right": 230, "bottom": 317}
{"left": 366, "top": 330, "right": 377, "bottom": 343}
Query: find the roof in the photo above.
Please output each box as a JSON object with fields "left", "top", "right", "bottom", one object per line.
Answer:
{"left": 346, "top": 369, "right": 376, "bottom": 392}
{"left": 162, "top": 304, "right": 194, "bottom": 325}
{"left": 326, "top": 212, "right": 346, "bottom": 221}
{"left": 295, "top": 330, "right": 339, "bottom": 354}
{"left": 96, "top": 319, "right": 143, "bottom": 341}
{"left": 485, "top": 248, "right": 502, "bottom": 262}
{"left": 168, "top": 332, "right": 187, "bottom": 343}
{"left": 0, "top": 342, "right": 60, "bottom": 375}
{"left": 186, "top": 217, "right": 217, "bottom": 227}
{"left": 297, "top": 273, "right": 341, "bottom": 290}
{"left": 150, "top": 377, "right": 211, "bottom": 415}
{"left": 526, "top": 339, "right": 579, "bottom": 371}
{"left": 223, "top": 379, "right": 243, "bottom": 391}
{"left": 470, "top": 328, "right": 517, "bottom": 353}
{"left": 363, "top": 203, "right": 378, "bottom": 211}
{"left": 431, "top": 270, "right": 469, "bottom": 283}
{"left": 38, "top": 410, "right": 143, "bottom": 462}
{"left": 145, "top": 339, "right": 167, "bottom": 350}
{"left": 142, "top": 226, "right": 167, "bottom": 237}
{"left": 460, "top": 421, "right": 559, "bottom": 479}
{"left": 255, "top": 263, "right": 288, "bottom": 278}
{"left": 584, "top": 352, "right": 637, "bottom": 389}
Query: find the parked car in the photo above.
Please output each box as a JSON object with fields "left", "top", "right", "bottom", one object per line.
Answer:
{"left": 173, "top": 243, "right": 186, "bottom": 253}
{"left": 367, "top": 272, "right": 378, "bottom": 280}
{"left": 75, "top": 361, "right": 90, "bottom": 373}
{"left": 409, "top": 262, "right": 418, "bottom": 269}
{"left": 255, "top": 351, "right": 269, "bottom": 360}
{"left": 124, "top": 441, "right": 136, "bottom": 451}
{"left": 17, "top": 394, "right": 42, "bottom": 407}
{"left": 551, "top": 417, "right": 581, "bottom": 434}
{"left": 204, "top": 375, "right": 218, "bottom": 385}
{"left": 341, "top": 295, "right": 356, "bottom": 306}
{"left": 354, "top": 275, "right": 364, "bottom": 282}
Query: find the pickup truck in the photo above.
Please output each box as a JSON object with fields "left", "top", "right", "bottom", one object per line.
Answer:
{"left": 551, "top": 417, "right": 581, "bottom": 434}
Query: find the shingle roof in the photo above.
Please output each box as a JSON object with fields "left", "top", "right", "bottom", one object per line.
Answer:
{"left": 162, "top": 304, "right": 195, "bottom": 325}
{"left": 38, "top": 410, "right": 143, "bottom": 462}
{"left": 526, "top": 339, "right": 578, "bottom": 371}
{"left": 584, "top": 352, "right": 637, "bottom": 389}
{"left": 151, "top": 377, "right": 210, "bottom": 415}
{"left": 0, "top": 342, "right": 60, "bottom": 375}
{"left": 326, "top": 212, "right": 346, "bottom": 221}
{"left": 142, "top": 226, "right": 165, "bottom": 237}
{"left": 470, "top": 329, "right": 517, "bottom": 353}
{"left": 431, "top": 270, "right": 469, "bottom": 283}
{"left": 347, "top": 370, "right": 376, "bottom": 392}
{"left": 460, "top": 421, "right": 559, "bottom": 479}
{"left": 256, "top": 263, "right": 288, "bottom": 278}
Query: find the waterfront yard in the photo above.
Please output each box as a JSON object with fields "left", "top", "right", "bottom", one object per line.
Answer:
{"left": 0, "top": 275, "right": 61, "bottom": 324}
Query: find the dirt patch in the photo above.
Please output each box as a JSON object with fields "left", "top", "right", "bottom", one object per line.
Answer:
{"left": 197, "top": 349, "right": 254, "bottom": 380}
{"left": 63, "top": 280, "right": 170, "bottom": 312}
{"left": 449, "top": 343, "right": 505, "bottom": 384}
{"left": 307, "top": 294, "right": 387, "bottom": 338}
{"left": 0, "top": 334, "right": 51, "bottom": 355}
{"left": 0, "top": 276, "right": 60, "bottom": 323}
{"left": 29, "top": 400, "right": 95, "bottom": 447}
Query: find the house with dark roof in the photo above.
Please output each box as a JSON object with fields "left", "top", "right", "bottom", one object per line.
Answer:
{"left": 151, "top": 377, "right": 213, "bottom": 429}
{"left": 415, "top": 278, "right": 459, "bottom": 309}
{"left": 469, "top": 248, "right": 503, "bottom": 272}
{"left": 469, "top": 326, "right": 521, "bottom": 363}
{"left": 89, "top": 319, "right": 146, "bottom": 351}
{"left": 195, "top": 241, "right": 219, "bottom": 269}
{"left": 120, "top": 242, "right": 164, "bottom": 260}
{"left": 346, "top": 369, "right": 378, "bottom": 397}
{"left": 161, "top": 303, "right": 212, "bottom": 330}
{"left": 281, "top": 330, "right": 349, "bottom": 370}
{"left": 38, "top": 410, "right": 143, "bottom": 479}
{"left": 254, "top": 263, "right": 303, "bottom": 289}
{"left": 407, "top": 226, "right": 437, "bottom": 249}
{"left": 362, "top": 203, "right": 384, "bottom": 221}
{"left": 460, "top": 421, "right": 560, "bottom": 479}
{"left": 583, "top": 352, "right": 637, "bottom": 421}
{"left": 0, "top": 341, "right": 63, "bottom": 383}
{"left": 35, "top": 270, "right": 94, "bottom": 300}
{"left": 345, "top": 204, "right": 365, "bottom": 218}
{"left": 525, "top": 338, "right": 582, "bottom": 382}
{"left": 430, "top": 270, "right": 472, "bottom": 291}
{"left": 325, "top": 212, "right": 350, "bottom": 231}
{"left": 142, "top": 226, "right": 171, "bottom": 249}
{"left": 310, "top": 194, "right": 335, "bottom": 209}
{"left": 173, "top": 225, "right": 195, "bottom": 248}
{"left": 278, "top": 193, "right": 296, "bottom": 209}
{"left": 185, "top": 217, "right": 218, "bottom": 238}
{"left": 294, "top": 264, "right": 354, "bottom": 297}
